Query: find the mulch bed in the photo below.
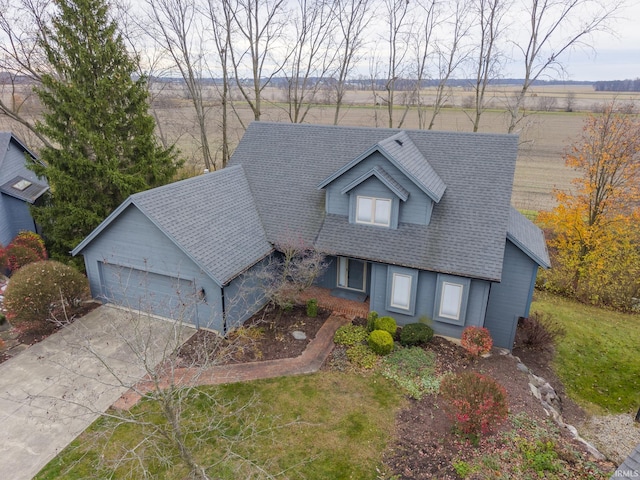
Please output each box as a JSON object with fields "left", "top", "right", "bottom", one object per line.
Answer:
{"left": 178, "top": 305, "right": 331, "bottom": 366}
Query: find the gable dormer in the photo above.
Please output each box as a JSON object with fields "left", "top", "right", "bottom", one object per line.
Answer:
{"left": 317, "top": 131, "right": 446, "bottom": 228}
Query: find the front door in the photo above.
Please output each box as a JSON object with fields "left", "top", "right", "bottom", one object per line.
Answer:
{"left": 337, "top": 257, "right": 367, "bottom": 292}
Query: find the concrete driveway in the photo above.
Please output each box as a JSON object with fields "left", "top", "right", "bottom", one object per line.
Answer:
{"left": 0, "top": 305, "right": 195, "bottom": 480}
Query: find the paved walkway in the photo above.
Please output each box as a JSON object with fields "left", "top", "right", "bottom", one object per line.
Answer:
{"left": 114, "top": 313, "right": 352, "bottom": 409}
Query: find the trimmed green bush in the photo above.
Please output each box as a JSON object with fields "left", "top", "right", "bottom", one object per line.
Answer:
{"left": 366, "top": 311, "right": 379, "bottom": 332}
{"left": 439, "top": 371, "right": 508, "bottom": 436}
{"left": 368, "top": 329, "right": 394, "bottom": 356}
{"left": 306, "top": 298, "right": 318, "bottom": 317}
{"left": 346, "top": 344, "right": 379, "bottom": 369}
{"left": 3, "top": 260, "right": 89, "bottom": 324}
{"left": 333, "top": 324, "right": 368, "bottom": 346}
{"left": 399, "top": 323, "right": 434, "bottom": 346}
{"left": 373, "top": 316, "right": 397, "bottom": 336}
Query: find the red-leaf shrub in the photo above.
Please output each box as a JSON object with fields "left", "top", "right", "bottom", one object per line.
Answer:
{"left": 5, "top": 231, "right": 48, "bottom": 272}
{"left": 439, "top": 371, "right": 508, "bottom": 436}
{"left": 461, "top": 326, "right": 493, "bottom": 356}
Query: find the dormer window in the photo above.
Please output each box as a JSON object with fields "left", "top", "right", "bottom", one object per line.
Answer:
{"left": 356, "top": 196, "right": 391, "bottom": 226}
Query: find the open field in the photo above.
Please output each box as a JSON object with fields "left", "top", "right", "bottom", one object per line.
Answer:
{"left": 3, "top": 83, "right": 638, "bottom": 212}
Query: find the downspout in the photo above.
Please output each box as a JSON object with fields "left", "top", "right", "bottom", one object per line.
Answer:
{"left": 221, "top": 286, "right": 227, "bottom": 335}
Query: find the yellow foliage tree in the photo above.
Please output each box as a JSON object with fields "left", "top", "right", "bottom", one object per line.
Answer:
{"left": 538, "top": 103, "right": 640, "bottom": 310}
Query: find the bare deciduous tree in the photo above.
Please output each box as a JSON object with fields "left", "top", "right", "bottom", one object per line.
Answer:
{"left": 282, "top": 0, "right": 337, "bottom": 123}
{"left": 331, "top": 0, "right": 374, "bottom": 125}
{"left": 144, "top": 0, "right": 216, "bottom": 171}
{"left": 505, "top": 0, "right": 622, "bottom": 134}
{"left": 227, "top": 0, "right": 289, "bottom": 121}
{"left": 466, "top": 0, "right": 509, "bottom": 132}
{"left": 424, "top": 0, "right": 472, "bottom": 130}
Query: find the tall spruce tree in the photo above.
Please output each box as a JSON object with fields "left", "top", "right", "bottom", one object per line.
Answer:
{"left": 30, "top": 0, "right": 180, "bottom": 262}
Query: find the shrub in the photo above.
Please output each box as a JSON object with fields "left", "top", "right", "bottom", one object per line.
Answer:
{"left": 3, "top": 260, "right": 89, "bottom": 324}
{"left": 373, "top": 316, "right": 397, "bottom": 336}
{"left": 5, "top": 231, "right": 47, "bottom": 272}
{"left": 439, "top": 371, "right": 508, "bottom": 436}
{"left": 381, "top": 347, "right": 440, "bottom": 399}
{"left": 333, "top": 324, "right": 368, "bottom": 346}
{"left": 461, "top": 326, "right": 493, "bottom": 356}
{"left": 346, "top": 344, "right": 379, "bottom": 369}
{"left": 368, "top": 329, "right": 394, "bottom": 355}
{"left": 400, "top": 323, "right": 434, "bottom": 346}
{"left": 516, "top": 312, "right": 566, "bottom": 351}
{"left": 366, "top": 311, "right": 379, "bottom": 332}
{"left": 306, "top": 298, "right": 318, "bottom": 318}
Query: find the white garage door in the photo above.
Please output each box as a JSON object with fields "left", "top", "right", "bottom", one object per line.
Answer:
{"left": 98, "top": 262, "right": 196, "bottom": 324}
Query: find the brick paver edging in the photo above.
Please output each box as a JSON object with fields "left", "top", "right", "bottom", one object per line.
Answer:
{"left": 113, "top": 314, "right": 352, "bottom": 410}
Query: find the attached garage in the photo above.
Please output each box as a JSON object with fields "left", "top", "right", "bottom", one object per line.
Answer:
{"left": 98, "top": 262, "right": 197, "bottom": 325}
{"left": 72, "top": 166, "right": 273, "bottom": 333}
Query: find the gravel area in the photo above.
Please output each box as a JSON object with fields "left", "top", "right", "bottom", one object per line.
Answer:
{"left": 580, "top": 413, "right": 640, "bottom": 464}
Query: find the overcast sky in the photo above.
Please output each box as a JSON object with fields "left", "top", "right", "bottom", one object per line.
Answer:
{"left": 538, "top": 2, "right": 640, "bottom": 81}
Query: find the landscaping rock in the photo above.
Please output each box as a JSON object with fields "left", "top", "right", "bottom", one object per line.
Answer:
{"left": 291, "top": 331, "right": 306, "bottom": 340}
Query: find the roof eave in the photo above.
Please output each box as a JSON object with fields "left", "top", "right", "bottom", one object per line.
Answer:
{"left": 506, "top": 233, "right": 551, "bottom": 269}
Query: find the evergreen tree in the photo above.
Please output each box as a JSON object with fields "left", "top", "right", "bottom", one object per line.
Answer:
{"left": 30, "top": 0, "right": 181, "bottom": 262}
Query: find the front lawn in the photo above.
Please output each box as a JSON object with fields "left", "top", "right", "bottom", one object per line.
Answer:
{"left": 531, "top": 291, "right": 640, "bottom": 414}
{"left": 36, "top": 372, "right": 404, "bottom": 479}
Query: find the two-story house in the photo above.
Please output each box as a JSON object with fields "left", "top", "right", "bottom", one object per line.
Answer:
{"left": 72, "top": 122, "right": 549, "bottom": 350}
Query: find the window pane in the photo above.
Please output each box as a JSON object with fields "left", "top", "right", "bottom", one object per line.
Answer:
{"left": 391, "top": 273, "right": 411, "bottom": 308}
{"left": 440, "top": 282, "right": 462, "bottom": 319}
{"left": 356, "top": 197, "right": 373, "bottom": 222}
{"left": 337, "top": 257, "right": 348, "bottom": 287}
{"left": 374, "top": 199, "right": 391, "bottom": 225}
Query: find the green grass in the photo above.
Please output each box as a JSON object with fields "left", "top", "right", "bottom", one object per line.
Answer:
{"left": 36, "top": 372, "right": 404, "bottom": 479}
{"left": 531, "top": 290, "right": 640, "bottom": 414}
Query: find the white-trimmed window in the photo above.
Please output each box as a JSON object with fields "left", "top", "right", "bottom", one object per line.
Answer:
{"left": 439, "top": 282, "right": 463, "bottom": 320}
{"left": 391, "top": 273, "right": 412, "bottom": 309}
{"left": 356, "top": 196, "right": 391, "bottom": 226}
{"left": 433, "top": 274, "right": 470, "bottom": 325}
{"left": 386, "top": 266, "right": 418, "bottom": 315}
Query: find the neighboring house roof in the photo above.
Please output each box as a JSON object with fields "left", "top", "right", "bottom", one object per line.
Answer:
{"left": 0, "top": 175, "right": 49, "bottom": 203}
{"left": 507, "top": 207, "right": 551, "bottom": 268}
{"left": 231, "top": 122, "right": 521, "bottom": 282}
{"left": 73, "top": 165, "right": 273, "bottom": 286}
{"left": 611, "top": 443, "right": 640, "bottom": 480}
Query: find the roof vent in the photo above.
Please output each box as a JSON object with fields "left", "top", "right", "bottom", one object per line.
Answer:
{"left": 395, "top": 139, "right": 403, "bottom": 146}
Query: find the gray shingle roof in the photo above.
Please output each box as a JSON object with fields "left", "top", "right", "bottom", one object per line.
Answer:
{"left": 0, "top": 175, "right": 49, "bottom": 203}
{"left": 378, "top": 131, "right": 446, "bottom": 201}
{"left": 340, "top": 165, "right": 410, "bottom": 201}
{"left": 507, "top": 207, "right": 551, "bottom": 268}
{"left": 74, "top": 165, "right": 272, "bottom": 286}
{"left": 612, "top": 443, "right": 640, "bottom": 479}
{"left": 231, "top": 122, "right": 520, "bottom": 281}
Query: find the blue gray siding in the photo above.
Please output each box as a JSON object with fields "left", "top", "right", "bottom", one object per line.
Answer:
{"left": 0, "top": 142, "right": 42, "bottom": 246}
{"left": 369, "top": 263, "right": 489, "bottom": 338}
{"left": 485, "top": 240, "right": 539, "bottom": 349}
{"left": 324, "top": 152, "right": 434, "bottom": 226}
{"left": 80, "top": 205, "right": 224, "bottom": 331}
{"left": 223, "top": 259, "right": 270, "bottom": 331}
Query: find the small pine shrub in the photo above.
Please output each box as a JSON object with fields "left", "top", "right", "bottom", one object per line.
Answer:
{"left": 282, "top": 302, "right": 294, "bottom": 312}
{"left": 346, "top": 344, "right": 379, "bottom": 369}
{"left": 306, "top": 298, "right": 318, "bottom": 317}
{"left": 400, "top": 323, "right": 434, "bottom": 346}
{"left": 517, "top": 312, "right": 565, "bottom": 351}
{"left": 5, "top": 231, "right": 47, "bottom": 272}
{"left": 333, "top": 324, "right": 368, "bottom": 346}
{"left": 3, "top": 260, "right": 89, "bottom": 324}
{"left": 368, "top": 329, "right": 394, "bottom": 355}
{"left": 373, "top": 316, "right": 397, "bottom": 336}
{"left": 461, "top": 326, "right": 493, "bottom": 356}
{"left": 439, "top": 371, "right": 508, "bottom": 436}
{"left": 366, "top": 311, "right": 379, "bottom": 332}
